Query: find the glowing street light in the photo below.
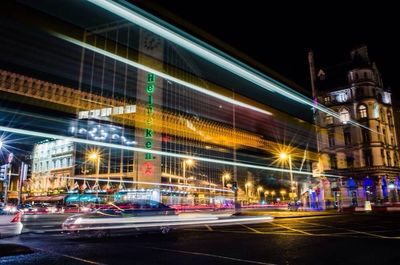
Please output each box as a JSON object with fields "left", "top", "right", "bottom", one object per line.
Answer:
{"left": 271, "top": 190, "right": 276, "bottom": 201}
{"left": 88, "top": 151, "right": 101, "bottom": 196}
{"left": 279, "top": 152, "right": 295, "bottom": 201}
{"left": 257, "top": 186, "right": 263, "bottom": 199}
{"left": 280, "top": 190, "right": 287, "bottom": 201}
{"left": 0, "top": 139, "right": 3, "bottom": 149}
{"left": 245, "top": 181, "right": 252, "bottom": 202}
{"left": 222, "top": 173, "right": 231, "bottom": 189}
{"left": 183, "top": 159, "right": 194, "bottom": 186}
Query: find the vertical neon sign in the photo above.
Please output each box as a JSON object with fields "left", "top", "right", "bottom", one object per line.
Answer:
{"left": 144, "top": 73, "right": 155, "bottom": 175}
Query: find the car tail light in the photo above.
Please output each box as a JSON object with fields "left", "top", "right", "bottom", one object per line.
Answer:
{"left": 11, "top": 211, "right": 22, "bottom": 223}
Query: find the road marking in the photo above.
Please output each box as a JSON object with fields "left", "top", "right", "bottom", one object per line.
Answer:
{"left": 205, "top": 225, "right": 213, "bottom": 231}
{"left": 239, "top": 224, "right": 262, "bottom": 233}
{"left": 269, "top": 222, "right": 312, "bottom": 235}
{"left": 298, "top": 221, "right": 390, "bottom": 239}
{"left": 60, "top": 254, "right": 107, "bottom": 265}
{"left": 145, "top": 246, "right": 277, "bottom": 265}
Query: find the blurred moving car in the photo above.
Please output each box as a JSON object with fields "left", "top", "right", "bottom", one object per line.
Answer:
{"left": 99, "top": 200, "right": 177, "bottom": 216}
{"left": 0, "top": 211, "right": 23, "bottom": 238}
{"left": 62, "top": 200, "right": 179, "bottom": 235}
{"left": 61, "top": 204, "right": 91, "bottom": 213}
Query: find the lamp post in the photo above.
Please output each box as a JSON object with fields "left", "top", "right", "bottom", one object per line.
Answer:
{"left": 264, "top": 190, "right": 270, "bottom": 203}
{"left": 271, "top": 190, "right": 276, "bottom": 202}
{"left": 280, "top": 190, "right": 287, "bottom": 201}
{"left": 182, "top": 159, "right": 194, "bottom": 186}
{"left": 222, "top": 173, "right": 231, "bottom": 189}
{"left": 257, "top": 186, "right": 263, "bottom": 202}
{"left": 88, "top": 151, "right": 100, "bottom": 199}
{"left": 245, "top": 181, "right": 252, "bottom": 203}
{"left": 279, "top": 152, "right": 296, "bottom": 202}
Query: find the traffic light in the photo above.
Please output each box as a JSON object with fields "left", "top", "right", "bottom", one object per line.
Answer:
{"left": 0, "top": 164, "right": 8, "bottom": 181}
{"left": 231, "top": 181, "right": 238, "bottom": 191}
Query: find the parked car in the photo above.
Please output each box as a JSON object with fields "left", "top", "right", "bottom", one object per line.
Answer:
{"left": 0, "top": 211, "right": 23, "bottom": 238}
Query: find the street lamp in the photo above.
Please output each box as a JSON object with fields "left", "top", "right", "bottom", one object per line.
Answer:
{"left": 257, "top": 186, "right": 263, "bottom": 201}
{"left": 183, "top": 159, "right": 194, "bottom": 186}
{"left": 88, "top": 151, "right": 100, "bottom": 197}
{"left": 222, "top": 173, "right": 231, "bottom": 189}
{"left": 280, "top": 190, "right": 287, "bottom": 201}
{"left": 271, "top": 190, "right": 276, "bottom": 201}
{"left": 245, "top": 181, "right": 252, "bottom": 202}
{"left": 264, "top": 190, "right": 269, "bottom": 199}
{"left": 279, "top": 152, "right": 295, "bottom": 201}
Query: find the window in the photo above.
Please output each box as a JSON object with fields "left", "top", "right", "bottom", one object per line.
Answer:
{"left": 339, "top": 108, "right": 350, "bottom": 124}
{"left": 344, "top": 127, "right": 351, "bottom": 145}
{"left": 363, "top": 150, "right": 372, "bottom": 167}
{"left": 336, "top": 93, "right": 348, "bottom": 102}
{"left": 387, "top": 111, "right": 393, "bottom": 126}
{"left": 377, "top": 126, "right": 381, "bottom": 141}
{"left": 387, "top": 151, "right": 392, "bottom": 166}
{"left": 346, "top": 156, "right": 354, "bottom": 168}
{"left": 358, "top": 105, "right": 368, "bottom": 119}
{"left": 383, "top": 129, "right": 387, "bottom": 144}
{"left": 381, "top": 149, "right": 385, "bottom": 165}
{"left": 362, "top": 129, "right": 370, "bottom": 143}
{"left": 330, "top": 154, "right": 337, "bottom": 169}
{"left": 325, "top": 115, "right": 333, "bottom": 125}
{"left": 328, "top": 130, "right": 335, "bottom": 147}
{"left": 324, "top": 96, "right": 331, "bottom": 104}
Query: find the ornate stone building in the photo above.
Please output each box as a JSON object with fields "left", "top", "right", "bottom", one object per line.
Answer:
{"left": 311, "top": 45, "right": 400, "bottom": 207}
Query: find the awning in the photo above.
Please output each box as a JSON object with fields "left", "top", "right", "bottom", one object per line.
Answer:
{"left": 25, "top": 195, "right": 66, "bottom": 202}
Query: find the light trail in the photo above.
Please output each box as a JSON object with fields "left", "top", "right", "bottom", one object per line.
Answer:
{"left": 51, "top": 33, "right": 272, "bottom": 117}
{"left": 66, "top": 176, "right": 232, "bottom": 193}
{"left": 0, "top": 125, "right": 340, "bottom": 177}
{"left": 85, "top": 0, "right": 372, "bottom": 131}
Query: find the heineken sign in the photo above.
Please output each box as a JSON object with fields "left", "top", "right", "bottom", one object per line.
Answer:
{"left": 144, "top": 73, "right": 155, "bottom": 175}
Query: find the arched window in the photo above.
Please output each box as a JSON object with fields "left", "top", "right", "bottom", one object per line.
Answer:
{"left": 339, "top": 108, "right": 350, "bottom": 124}
{"left": 387, "top": 111, "right": 393, "bottom": 126}
{"left": 358, "top": 105, "right": 368, "bottom": 119}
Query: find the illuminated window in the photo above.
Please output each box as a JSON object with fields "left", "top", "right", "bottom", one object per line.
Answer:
{"left": 336, "top": 93, "right": 348, "bottom": 102}
{"left": 325, "top": 115, "right": 333, "bottom": 125}
{"left": 125, "top": 105, "right": 136, "bottom": 114}
{"left": 339, "top": 108, "right": 350, "bottom": 124}
{"left": 358, "top": 105, "right": 367, "bottom": 119}
{"left": 324, "top": 96, "right": 331, "bottom": 104}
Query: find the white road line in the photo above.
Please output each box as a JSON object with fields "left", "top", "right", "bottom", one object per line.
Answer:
{"left": 298, "top": 221, "right": 390, "bottom": 239}
{"left": 269, "top": 222, "right": 312, "bottom": 235}
{"left": 205, "top": 225, "right": 213, "bottom": 231}
{"left": 240, "top": 224, "right": 262, "bottom": 234}
{"left": 145, "top": 246, "right": 277, "bottom": 265}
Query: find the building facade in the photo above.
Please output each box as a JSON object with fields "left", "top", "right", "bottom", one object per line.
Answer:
{"left": 311, "top": 45, "right": 400, "bottom": 207}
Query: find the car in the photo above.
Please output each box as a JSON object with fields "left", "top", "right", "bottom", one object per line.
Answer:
{"left": 62, "top": 200, "right": 179, "bottom": 236}
{"left": 0, "top": 211, "right": 23, "bottom": 238}
{"left": 98, "top": 200, "right": 177, "bottom": 216}
{"left": 61, "top": 204, "right": 91, "bottom": 213}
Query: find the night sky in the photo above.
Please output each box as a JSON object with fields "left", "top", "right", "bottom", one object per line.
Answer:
{"left": 132, "top": 1, "right": 399, "bottom": 99}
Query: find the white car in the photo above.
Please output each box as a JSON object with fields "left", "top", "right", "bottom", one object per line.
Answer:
{"left": 0, "top": 210, "right": 23, "bottom": 238}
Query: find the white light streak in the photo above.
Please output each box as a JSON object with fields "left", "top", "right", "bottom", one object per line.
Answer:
{"left": 85, "top": 0, "right": 372, "bottom": 131}
{"left": 0, "top": 125, "right": 339, "bottom": 177}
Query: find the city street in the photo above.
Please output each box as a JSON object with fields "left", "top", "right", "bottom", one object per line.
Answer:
{"left": 2, "top": 212, "right": 400, "bottom": 264}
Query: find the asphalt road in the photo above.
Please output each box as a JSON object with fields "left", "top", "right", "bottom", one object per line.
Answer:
{"left": 2, "top": 213, "right": 400, "bottom": 265}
